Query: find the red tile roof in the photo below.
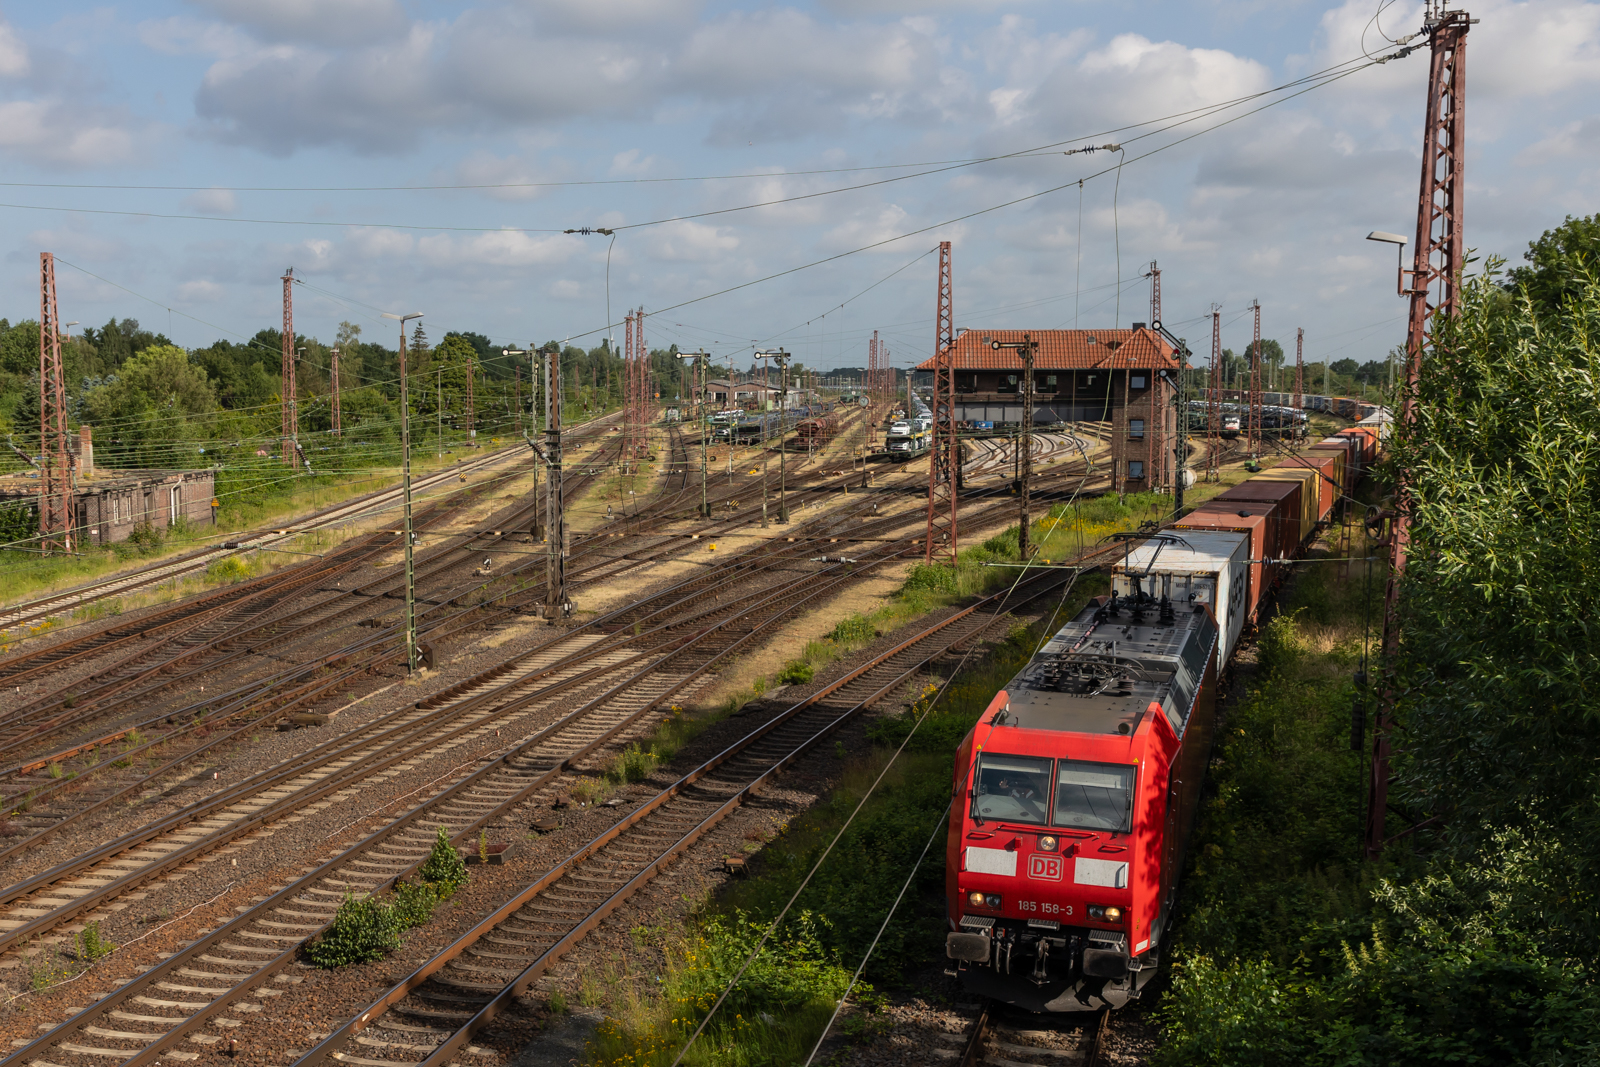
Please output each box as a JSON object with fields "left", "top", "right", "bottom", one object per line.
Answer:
{"left": 916, "top": 328, "right": 1179, "bottom": 372}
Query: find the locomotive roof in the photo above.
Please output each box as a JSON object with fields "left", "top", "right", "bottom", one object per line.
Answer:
{"left": 1002, "top": 597, "right": 1215, "bottom": 737}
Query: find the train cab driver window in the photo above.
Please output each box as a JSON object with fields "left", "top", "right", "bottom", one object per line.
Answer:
{"left": 1053, "top": 761, "right": 1135, "bottom": 833}
{"left": 972, "top": 754, "right": 1051, "bottom": 825}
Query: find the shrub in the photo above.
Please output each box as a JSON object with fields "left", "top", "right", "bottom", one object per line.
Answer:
{"left": 418, "top": 826, "right": 468, "bottom": 896}
{"left": 828, "top": 616, "right": 875, "bottom": 645}
{"left": 390, "top": 881, "right": 440, "bottom": 929}
{"left": 305, "top": 893, "right": 400, "bottom": 968}
{"left": 901, "top": 563, "right": 956, "bottom": 595}
{"left": 778, "top": 660, "right": 814, "bottom": 685}
{"left": 616, "top": 743, "right": 658, "bottom": 783}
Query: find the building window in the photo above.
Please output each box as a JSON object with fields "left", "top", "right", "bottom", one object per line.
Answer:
{"left": 1045, "top": 374, "right": 1057, "bottom": 388}
{"left": 1129, "top": 418, "right": 1145, "bottom": 439}
{"left": 1130, "top": 374, "right": 1148, "bottom": 390}
{"left": 1128, "top": 460, "right": 1145, "bottom": 479}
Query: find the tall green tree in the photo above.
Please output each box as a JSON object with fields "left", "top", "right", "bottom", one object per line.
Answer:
{"left": 1507, "top": 212, "right": 1600, "bottom": 312}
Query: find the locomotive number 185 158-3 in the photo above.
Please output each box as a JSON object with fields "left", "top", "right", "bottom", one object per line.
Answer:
{"left": 1017, "top": 901, "right": 1072, "bottom": 916}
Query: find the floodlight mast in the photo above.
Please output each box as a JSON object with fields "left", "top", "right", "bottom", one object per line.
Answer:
{"left": 383, "top": 311, "right": 425, "bottom": 672}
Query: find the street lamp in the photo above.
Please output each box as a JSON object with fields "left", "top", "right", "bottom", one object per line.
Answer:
{"left": 1366, "top": 231, "right": 1410, "bottom": 296}
{"left": 383, "top": 310, "right": 425, "bottom": 673}
{"left": 755, "top": 348, "right": 791, "bottom": 524}
{"left": 678, "top": 350, "right": 711, "bottom": 518}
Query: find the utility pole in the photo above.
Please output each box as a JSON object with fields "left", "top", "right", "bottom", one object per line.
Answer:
{"left": 543, "top": 345, "right": 567, "bottom": 621}
{"left": 988, "top": 334, "right": 1037, "bottom": 559}
{"left": 330, "top": 346, "right": 342, "bottom": 437}
{"left": 37, "top": 253, "right": 71, "bottom": 553}
{"left": 514, "top": 365, "right": 521, "bottom": 434}
{"left": 282, "top": 268, "right": 298, "bottom": 468}
{"left": 680, "top": 350, "right": 710, "bottom": 518}
{"left": 436, "top": 369, "right": 444, "bottom": 460}
{"left": 1368, "top": 5, "right": 1471, "bottom": 859}
{"left": 465, "top": 349, "right": 475, "bottom": 443}
{"left": 757, "top": 350, "right": 790, "bottom": 522}
{"left": 1146, "top": 260, "right": 1162, "bottom": 326}
{"left": 925, "top": 240, "right": 958, "bottom": 564}
{"left": 384, "top": 311, "right": 425, "bottom": 672}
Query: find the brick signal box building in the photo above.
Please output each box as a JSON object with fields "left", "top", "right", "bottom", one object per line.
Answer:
{"left": 915, "top": 325, "right": 1181, "bottom": 494}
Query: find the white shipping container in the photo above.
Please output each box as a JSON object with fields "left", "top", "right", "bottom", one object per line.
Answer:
{"left": 1110, "top": 530, "right": 1251, "bottom": 668}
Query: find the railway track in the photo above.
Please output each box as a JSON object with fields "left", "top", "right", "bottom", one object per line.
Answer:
{"left": 283, "top": 568, "right": 1079, "bottom": 1067}
{"left": 0, "top": 486, "right": 936, "bottom": 954}
{"left": 0, "top": 525, "right": 944, "bottom": 1067}
{"left": 956, "top": 998, "right": 1109, "bottom": 1067}
{"left": 0, "top": 445, "right": 535, "bottom": 641}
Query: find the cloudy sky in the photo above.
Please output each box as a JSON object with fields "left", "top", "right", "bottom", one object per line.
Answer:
{"left": 0, "top": 0, "right": 1595, "bottom": 374}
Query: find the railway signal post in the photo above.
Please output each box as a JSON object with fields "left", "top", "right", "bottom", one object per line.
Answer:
{"left": 543, "top": 344, "right": 567, "bottom": 621}
{"left": 679, "top": 350, "right": 711, "bottom": 518}
{"left": 383, "top": 310, "right": 426, "bottom": 673}
{"left": 988, "top": 334, "right": 1038, "bottom": 559}
{"left": 756, "top": 349, "right": 791, "bottom": 522}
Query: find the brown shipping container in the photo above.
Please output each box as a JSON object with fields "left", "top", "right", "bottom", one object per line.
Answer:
{"left": 1275, "top": 453, "right": 1338, "bottom": 522}
{"left": 1174, "top": 502, "right": 1279, "bottom": 620}
{"left": 1215, "top": 477, "right": 1303, "bottom": 550}
{"left": 1253, "top": 467, "right": 1319, "bottom": 546}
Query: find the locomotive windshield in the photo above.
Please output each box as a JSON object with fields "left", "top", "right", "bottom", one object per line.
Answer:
{"left": 971, "top": 754, "right": 1051, "bottom": 824}
{"left": 1053, "top": 761, "right": 1135, "bottom": 832}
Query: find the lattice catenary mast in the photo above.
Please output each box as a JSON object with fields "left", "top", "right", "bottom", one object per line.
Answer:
{"left": 1368, "top": 6, "right": 1472, "bottom": 859}
{"left": 1293, "top": 328, "right": 1304, "bottom": 424}
{"left": 281, "top": 268, "right": 298, "bottom": 468}
{"left": 1206, "top": 307, "right": 1222, "bottom": 482}
{"left": 924, "top": 241, "right": 957, "bottom": 563}
{"left": 37, "top": 253, "right": 72, "bottom": 552}
{"left": 1247, "top": 299, "right": 1262, "bottom": 458}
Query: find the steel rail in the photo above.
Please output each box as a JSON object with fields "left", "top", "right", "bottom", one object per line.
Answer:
{"left": 957, "top": 1000, "right": 994, "bottom": 1067}
{"left": 0, "top": 541, "right": 910, "bottom": 1067}
{"left": 0, "top": 534, "right": 912, "bottom": 953}
{"left": 0, "top": 408, "right": 627, "bottom": 633}
{"left": 0, "top": 443, "right": 533, "bottom": 637}
{"left": 296, "top": 569, "right": 1076, "bottom": 1067}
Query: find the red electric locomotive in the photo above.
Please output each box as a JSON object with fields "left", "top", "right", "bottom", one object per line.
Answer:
{"left": 945, "top": 573, "right": 1219, "bottom": 1012}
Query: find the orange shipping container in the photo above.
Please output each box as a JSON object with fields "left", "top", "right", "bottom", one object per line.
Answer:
{"left": 1174, "top": 501, "right": 1287, "bottom": 621}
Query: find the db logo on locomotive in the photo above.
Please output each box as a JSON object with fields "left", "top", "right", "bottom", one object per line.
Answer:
{"left": 1027, "top": 854, "right": 1063, "bottom": 881}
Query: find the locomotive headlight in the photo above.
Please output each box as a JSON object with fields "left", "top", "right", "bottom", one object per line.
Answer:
{"left": 1104, "top": 906, "right": 1122, "bottom": 922}
{"left": 1087, "top": 905, "right": 1123, "bottom": 922}
{"left": 967, "top": 891, "right": 985, "bottom": 907}
{"left": 1038, "top": 835, "right": 1058, "bottom": 852}
{"left": 985, "top": 894, "right": 1003, "bottom": 909}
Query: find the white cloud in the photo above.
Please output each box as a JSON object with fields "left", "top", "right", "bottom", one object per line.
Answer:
{"left": 187, "top": 0, "right": 410, "bottom": 46}
{"left": 182, "top": 188, "right": 238, "bottom": 214}
{"left": 645, "top": 220, "right": 738, "bottom": 261}
{"left": 1519, "top": 115, "right": 1600, "bottom": 161}
{"left": 0, "top": 100, "right": 141, "bottom": 167}
{"left": 139, "top": 16, "right": 253, "bottom": 57}
{"left": 0, "top": 19, "right": 30, "bottom": 77}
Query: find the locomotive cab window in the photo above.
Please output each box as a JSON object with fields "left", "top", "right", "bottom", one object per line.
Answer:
{"left": 1054, "top": 761, "right": 1135, "bottom": 833}
{"left": 972, "top": 754, "right": 1051, "bottom": 825}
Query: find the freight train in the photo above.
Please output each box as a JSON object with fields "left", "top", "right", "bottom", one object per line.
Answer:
{"left": 944, "top": 412, "right": 1386, "bottom": 1014}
